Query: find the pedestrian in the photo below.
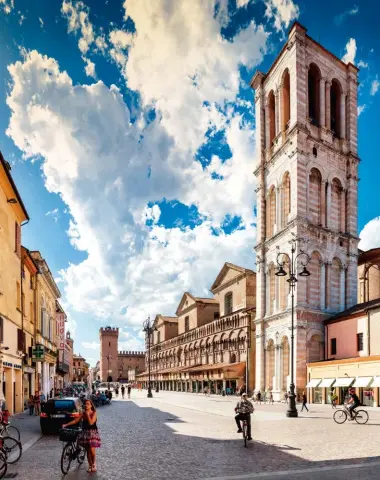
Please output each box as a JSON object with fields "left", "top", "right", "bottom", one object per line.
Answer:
{"left": 115, "top": 387, "right": 119, "bottom": 397}
{"left": 301, "top": 391, "right": 309, "bottom": 412}
{"left": 127, "top": 384, "right": 131, "bottom": 399}
{"left": 40, "top": 391, "right": 46, "bottom": 409}
{"left": 269, "top": 391, "right": 274, "bottom": 404}
{"left": 284, "top": 391, "right": 288, "bottom": 404}
{"left": 331, "top": 391, "right": 338, "bottom": 409}
{"left": 63, "top": 399, "right": 101, "bottom": 473}
{"left": 121, "top": 385, "right": 125, "bottom": 399}
{"left": 34, "top": 391, "right": 41, "bottom": 415}
{"left": 256, "top": 390, "right": 262, "bottom": 404}
{"left": 28, "top": 395, "right": 34, "bottom": 415}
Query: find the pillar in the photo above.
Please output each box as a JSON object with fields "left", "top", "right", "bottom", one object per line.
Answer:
{"left": 265, "top": 103, "right": 270, "bottom": 149}
{"left": 340, "top": 268, "right": 346, "bottom": 311}
{"left": 325, "top": 81, "right": 331, "bottom": 130}
{"left": 320, "top": 78, "right": 326, "bottom": 128}
{"left": 325, "top": 182, "right": 331, "bottom": 228}
{"left": 275, "top": 89, "right": 280, "bottom": 136}
{"left": 320, "top": 263, "right": 326, "bottom": 310}
{"left": 340, "top": 189, "right": 346, "bottom": 233}
{"left": 325, "top": 263, "right": 331, "bottom": 310}
{"left": 277, "top": 186, "right": 283, "bottom": 230}
{"left": 321, "top": 181, "right": 327, "bottom": 227}
{"left": 340, "top": 93, "right": 346, "bottom": 139}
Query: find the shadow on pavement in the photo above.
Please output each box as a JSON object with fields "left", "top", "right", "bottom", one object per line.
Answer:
{"left": 7, "top": 400, "right": 380, "bottom": 480}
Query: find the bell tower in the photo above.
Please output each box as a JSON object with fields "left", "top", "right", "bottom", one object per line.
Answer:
{"left": 251, "top": 22, "right": 359, "bottom": 399}
{"left": 99, "top": 327, "right": 119, "bottom": 382}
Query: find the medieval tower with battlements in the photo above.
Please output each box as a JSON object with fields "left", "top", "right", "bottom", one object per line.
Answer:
{"left": 251, "top": 22, "right": 359, "bottom": 400}
{"left": 99, "top": 327, "right": 145, "bottom": 382}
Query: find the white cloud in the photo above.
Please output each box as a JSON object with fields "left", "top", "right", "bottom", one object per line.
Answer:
{"left": 0, "top": 0, "right": 13, "bottom": 14}
{"left": 236, "top": 0, "right": 251, "bottom": 7}
{"left": 341, "top": 38, "right": 357, "bottom": 64}
{"left": 81, "top": 341, "right": 100, "bottom": 350}
{"left": 358, "top": 105, "right": 366, "bottom": 116}
{"left": 6, "top": 2, "right": 268, "bottom": 330}
{"left": 357, "top": 60, "right": 368, "bottom": 68}
{"left": 359, "top": 217, "right": 380, "bottom": 251}
{"left": 61, "top": 0, "right": 94, "bottom": 54}
{"left": 370, "top": 76, "right": 379, "bottom": 96}
{"left": 264, "top": 0, "right": 299, "bottom": 32}
{"left": 82, "top": 56, "right": 96, "bottom": 78}
{"left": 46, "top": 208, "right": 60, "bottom": 222}
{"left": 334, "top": 5, "right": 359, "bottom": 25}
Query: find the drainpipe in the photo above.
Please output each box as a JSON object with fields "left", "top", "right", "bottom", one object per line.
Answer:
{"left": 367, "top": 310, "right": 371, "bottom": 356}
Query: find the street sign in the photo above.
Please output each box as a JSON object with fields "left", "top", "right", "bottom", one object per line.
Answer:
{"left": 32, "top": 345, "right": 45, "bottom": 361}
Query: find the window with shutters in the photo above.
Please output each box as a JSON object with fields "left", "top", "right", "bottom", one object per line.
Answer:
{"left": 17, "top": 328, "right": 25, "bottom": 352}
{"left": 224, "top": 292, "right": 233, "bottom": 315}
{"left": 330, "top": 338, "right": 337, "bottom": 356}
{"left": 357, "top": 333, "right": 364, "bottom": 352}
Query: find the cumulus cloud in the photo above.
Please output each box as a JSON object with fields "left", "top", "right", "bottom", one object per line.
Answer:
{"left": 83, "top": 56, "right": 96, "bottom": 77}
{"left": 6, "top": 1, "right": 268, "bottom": 329}
{"left": 334, "top": 5, "right": 359, "bottom": 25}
{"left": 0, "top": 0, "right": 14, "bottom": 14}
{"left": 371, "top": 76, "right": 379, "bottom": 96}
{"left": 61, "top": 0, "right": 94, "bottom": 54}
{"left": 359, "top": 217, "right": 380, "bottom": 251}
{"left": 264, "top": 0, "right": 299, "bottom": 32}
{"left": 342, "top": 38, "right": 357, "bottom": 64}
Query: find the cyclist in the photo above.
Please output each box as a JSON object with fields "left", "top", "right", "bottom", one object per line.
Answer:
{"left": 235, "top": 393, "right": 254, "bottom": 441}
{"left": 347, "top": 388, "right": 360, "bottom": 420}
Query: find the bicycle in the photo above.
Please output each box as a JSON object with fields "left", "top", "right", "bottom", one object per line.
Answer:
{"left": 0, "top": 421, "right": 20, "bottom": 442}
{"left": 333, "top": 404, "right": 369, "bottom": 425}
{"left": 0, "top": 435, "right": 22, "bottom": 464}
{"left": 242, "top": 419, "right": 248, "bottom": 448}
{"left": 59, "top": 428, "right": 86, "bottom": 475}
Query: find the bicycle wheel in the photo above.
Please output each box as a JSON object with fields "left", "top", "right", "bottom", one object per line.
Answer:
{"left": 242, "top": 423, "right": 248, "bottom": 448}
{"left": 1, "top": 437, "right": 22, "bottom": 464}
{"left": 0, "top": 451, "right": 7, "bottom": 480}
{"left": 4, "top": 425, "right": 20, "bottom": 442}
{"left": 77, "top": 447, "right": 86, "bottom": 464}
{"left": 333, "top": 409, "right": 347, "bottom": 424}
{"left": 61, "top": 444, "right": 73, "bottom": 475}
{"left": 355, "top": 410, "right": 369, "bottom": 425}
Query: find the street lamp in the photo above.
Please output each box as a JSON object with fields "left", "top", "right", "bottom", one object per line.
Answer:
{"left": 275, "top": 238, "right": 310, "bottom": 418}
{"left": 143, "top": 316, "right": 156, "bottom": 398}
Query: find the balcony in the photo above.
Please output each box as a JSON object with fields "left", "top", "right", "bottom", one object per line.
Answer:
{"left": 57, "top": 362, "right": 70, "bottom": 374}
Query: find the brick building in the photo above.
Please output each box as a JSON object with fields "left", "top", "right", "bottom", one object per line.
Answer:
{"left": 251, "top": 22, "right": 359, "bottom": 400}
{"left": 72, "top": 354, "right": 89, "bottom": 384}
{"left": 139, "top": 263, "right": 256, "bottom": 393}
{"left": 99, "top": 327, "right": 145, "bottom": 382}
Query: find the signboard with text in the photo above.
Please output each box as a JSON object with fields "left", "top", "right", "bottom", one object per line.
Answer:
{"left": 57, "top": 312, "right": 66, "bottom": 363}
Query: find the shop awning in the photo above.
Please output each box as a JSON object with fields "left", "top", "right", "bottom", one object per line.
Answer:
{"left": 319, "top": 378, "right": 336, "bottom": 388}
{"left": 353, "top": 376, "right": 374, "bottom": 388}
{"left": 334, "top": 377, "right": 355, "bottom": 387}
{"left": 306, "top": 378, "right": 321, "bottom": 388}
{"left": 371, "top": 376, "right": 380, "bottom": 387}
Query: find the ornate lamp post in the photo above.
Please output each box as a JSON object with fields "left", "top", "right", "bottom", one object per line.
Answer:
{"left": 143, "top": 316, "right": 156, "bottom": 398}
{"left": 275, "top": 238, "right": 310, "bottom": 418}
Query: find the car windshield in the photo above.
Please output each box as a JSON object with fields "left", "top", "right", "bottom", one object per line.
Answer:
{"left": 53, "top": 400, "right": 76, "bottom": 412}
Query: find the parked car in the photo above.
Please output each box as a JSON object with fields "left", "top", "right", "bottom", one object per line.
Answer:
{"left": 40, "top": 397, "right": 83, "bottom": 434}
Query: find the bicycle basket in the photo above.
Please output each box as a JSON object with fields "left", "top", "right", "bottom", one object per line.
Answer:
{"left": 59, "top": 429, "right": 81, "bottom": 442}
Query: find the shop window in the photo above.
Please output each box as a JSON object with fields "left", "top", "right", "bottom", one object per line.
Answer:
{"left": 357, "top": 333, "right": 363, "bottom": 352}
{"left": 330, "top": 338, "right": 337, "bottom": 355}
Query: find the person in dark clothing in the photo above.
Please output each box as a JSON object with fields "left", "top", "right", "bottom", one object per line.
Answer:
{"left": 347, "top": 388, "right": 360, "bottom": 419}
{"left": 234, "top": 393, "right": 254, "bottom": 441}
{"left": 301, "top": 391, "right": 309, "bottom": 412}
{"left": 121, "top": 385, "right": 125, "bottom": 399}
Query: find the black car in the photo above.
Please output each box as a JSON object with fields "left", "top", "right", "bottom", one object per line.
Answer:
{"left": 40, "top": 397, "right": 83, "bottom": 434}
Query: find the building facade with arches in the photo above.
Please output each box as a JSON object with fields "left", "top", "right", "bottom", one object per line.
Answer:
{"left": 251, "top": 22, "right": 359, "bottom": 400}
{"left": 138, "top": 263, "right": 256, "bottom": 394}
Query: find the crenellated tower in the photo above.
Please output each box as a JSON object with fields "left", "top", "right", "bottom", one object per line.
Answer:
{"left": 99, "top": 327, "right": 119, "bottom": 382}
{"left": 251, "top": 22, "right": 359, "bottom": 399}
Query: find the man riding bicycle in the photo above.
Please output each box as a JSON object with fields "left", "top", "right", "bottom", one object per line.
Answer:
{"left": 235, "top": 393, "right": 254, "bottom": 441}
{"left": 347, "top": 387, "right": 360, "bottom": 420}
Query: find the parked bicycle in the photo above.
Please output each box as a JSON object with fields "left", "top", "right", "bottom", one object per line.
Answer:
{"left": 0, "top": 451, "right": 7, "bottom": 480}
{"left": 333, "top": 404, "right": 369, "bottom": 425}
{"left": 0, "top": 421, "right": 20, "bottom": 442}
{"left": 59, "top": 427, "right": 86, "bottom": 474}
{"left": 0, "top": 435, "right": 22, "bottom": 465}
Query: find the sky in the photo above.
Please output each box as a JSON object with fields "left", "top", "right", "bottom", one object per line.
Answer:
{"left": 0, "top": 0, "right": 379, "bottom": 366}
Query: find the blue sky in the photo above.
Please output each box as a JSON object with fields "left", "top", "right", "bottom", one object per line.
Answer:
{"left": 0, "top": 0, "right": 379, "bottom": 366}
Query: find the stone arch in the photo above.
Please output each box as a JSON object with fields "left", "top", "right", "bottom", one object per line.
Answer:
{"left": 266, "top": 185, "right": 276, "bottom": 238}
{"left": 281, "top": 68, "right": 290, "bottom": 130}
{"left": 309, "top": 167, "right": 322, "bottom": 225}
{"left": 330, "top": 257, "right": 342, "bottom": 312}
{"left": 282, "top": 171, "right": 291, "bottom": 228}
{"left": 330, "top": 177, "right": 343, "bottom": 232}
{"left": 308, "top": 333, "right": 323, "bottom": 363}
{"left": 265, "top": 339, "right": 275, "bottom": 391}
{"left": 307, "top": 251, "right": 323, "bottom": 309}
{"left": 308, "top": 63, "right": 321, "bottom": 125}
{"left": 330, "top": 78, "right": 343, "bottom": 137}
{"left": 268, "top": 90, "right": 276, "bottom": 145}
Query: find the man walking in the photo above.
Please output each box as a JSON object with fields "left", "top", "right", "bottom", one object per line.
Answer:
{"left": 301, "top": 391, "right": 309, "bottom": 412}
{"left": 121, "top": 385, "right": 125, "bottom": 399}
{"left": 34, "top": 391, "right": 41, "bottom": 416}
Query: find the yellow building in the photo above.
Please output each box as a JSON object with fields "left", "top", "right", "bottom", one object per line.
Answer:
{"left": 21, "top": 247, "right": 39, "bottom": 406}
{"left": 30, "top": 251, "right": 61, "bottom": 398}
{"left": 0, "top": 152, "right": 29, "bottom": 414}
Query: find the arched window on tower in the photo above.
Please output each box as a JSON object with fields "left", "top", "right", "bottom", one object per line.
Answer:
{"left": 281, "top": 69, "right": 290, "bottom": 131}
{"left": 266, "top": 186, "right": 276, "bottom": 238}
{"left": 309, "top": 168, "right": 322, "bottom": 225}
{"left": 307, "top": 251, "right": 322, "bottom": 309}
{"left": 330, "top": 79, "right": 342, "bottom": 137}
{"left": 330, "top": 257, "right": 342, "bottom": 312}
{"left": 268, "top": 263, "right": 276, "bottom": 315}
{"left": 330, "top": 178, "right": 343, "bottom": 232}
{"left": 282, "top": 172, "right": 291, "bottom": 228}
{"left": 308, "top": 63, "right": 321, "bottom": 125}
{"left": 268, "top": 90, "right": 276, "bottom": 145}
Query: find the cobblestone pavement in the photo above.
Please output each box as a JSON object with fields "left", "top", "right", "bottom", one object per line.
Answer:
{"left": 6, "top": 391, "right": 380, "bottom": 479}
